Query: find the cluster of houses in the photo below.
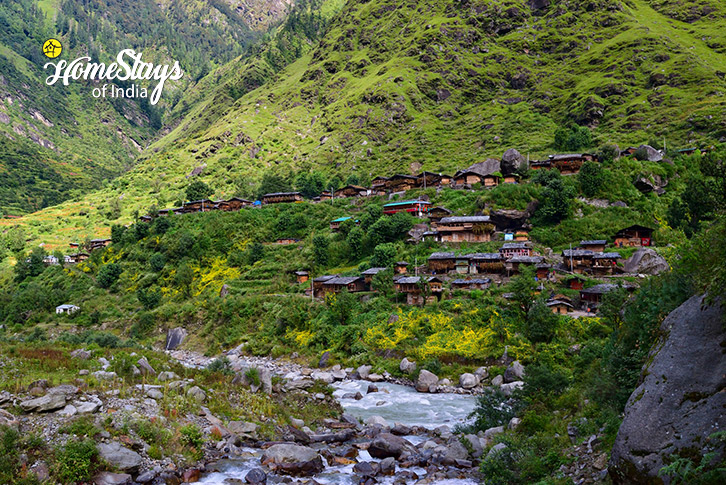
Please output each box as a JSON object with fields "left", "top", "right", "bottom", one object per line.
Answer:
{"left": 40, "top": 238, "right": 112, "bottom": 266}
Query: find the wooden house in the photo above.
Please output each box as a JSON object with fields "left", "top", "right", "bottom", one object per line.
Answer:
{"left": 88, "top": 239, "right": 112, "bottom": 251}
{"left": 395, "top": 276, "right": 443, "bottom": 305}
{"left": 394, "top": 261, "right": 409, "bottom": 275}
{"left": 549, "top": 153, "right": 594, "bottom": 175}
{"left": 313, "top": 275, "right": 337, "bottom": 298}
{"left": 580, "top": 283, "right": 620, "bottom": 311}
{"left": 294, "top": 271, "right": 310, "bottom": 284}
{"left": 262, "top": 192, "right": 304, "bottom": 204}
{"left": 515, "top": 230, "right": 530, "bottom": 242}
{"left": 436, "top": 216, "right": 495, "bottom": 243}
{"left": 216, "top": 197, "right": 252, "bottom": 211}
{"left": 65, "top": 252, "right": 90, "bottom": 264}
{"left": 330, "top": 216, "right": 352, "bottom": 232}
{"left": 614, "top": 225, "right": 654, "bottom": 247}
{"left": 428, "top": 252, "right": 456, "bottom": 273}
{"left": 482, "top": 174, "right": 501, "bottom": 188}
{"left": 546, "top": 299, "right": 573, "bottom": 315}
{"left": 361, "top": 267, "right": 388, "bottom": 285}
{"left": 580, "top": 240, "right": 607, "bottom": 253}
{"left": 620, "top": 147, "right": 638, "bottom": 157}
{"left": 508, "top": 255, "right": 544, "bottom": 274}
{"left": 562, "top": 249, "right": 595, "bottom": 274}
{"left": 536, "top": 263, "right": 551, "bottom": 280}
{"left": 452, "top": 170, "right": 485, "bottom": 187}
{"left": 334, "top": 185, "right": 368, "bottom": 198}
{"left": 322, "top": 276, "right": 366, "bottom": 294}
{"left": 451, "top": 278, "right": 491, "bottom": 290}
{"left": 158, "top": 209, "right": 171, "bottom": 217}
{"left": 468, "top": 253, "right": 505, "bottom": 274}
{"left": 183, "top": 199, "right": 215, "bottom": 213}
{"left": 274, "top": 238, "right": 300, "bottom": 245}
{"left": 139, "top": 215, "right": 152, "bottom": 223}
{"left": 417, "top": 171, "right": 451, "bottom": 188}
{"left": 499, "top": 242, "right": 532, "bottom": 259}
{"left": 319, "top": 191, "right": 333, "bottom": 201}
{"left": 371, "top": 176, "right": 389, "bottom": 192}
{"left": 386, "top": 174, "right": 419, "bottom": 191}
{"left": 428, "top": 207, "right": 452, "bottom": 225}
{"left": 503, "top": 174, "right": 520, "bottom": 184}
{"left": 69, "top": 242, "right": 80, "bottom": 249}
{"left": 592, "top": 252, "right": 621, "bottom": 275}
{"left": 530, "top": 160, "right": 552, "bottom": 170}
{"left": 563, "top": 274, "right": 586, "bottom": 290}
{"left": 382, "top": 200, "right": 431, "bottom": 217}
{"left": 455, "top": 255, "right": 471, "bottom": 274}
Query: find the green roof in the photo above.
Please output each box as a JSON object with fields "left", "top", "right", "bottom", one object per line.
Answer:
{"left": 383, "top": 200, "right": 432, "bottom": 208}
{"left": 331, "top": 216, "right": 352, "bottom": 222}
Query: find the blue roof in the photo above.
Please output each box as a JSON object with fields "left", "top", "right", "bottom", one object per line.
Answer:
{"left": 331, "top": 216, "right": 352, "bottom": 223}
{"left": 383, "top": 200, "right": 432, "bottom": 208}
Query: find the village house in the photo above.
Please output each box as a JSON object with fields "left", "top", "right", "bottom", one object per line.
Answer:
{"left": 417, "top": 171, "right": 451, "bottom": 188}
{"left": 322, "top": 276, "right": 366, "bottom": 294}
{"left": 530, "top": 160, "right": 552, "bottom": 170}
{"left": 427, "top": 207, "right": 452, "bottom": 225}
{"left": 620, "top": 147, "right": 638, "bottom": 157}
{"left": 456, "top": 254, "right": 471, "bottom": 274}
{"left": 563, "top": 274, "right": 586, "bottom": 290}
{"left": 69, "top": 242, "right": 80, "bottom": 249}
{"left": 216, "top": 197, "right": 252, "bottom": 211}
{"left": 507, "top": 255, "right": 544, "bottom": 274}
{"left": 394, "top": 261, "right": 409, "bottom": 275}
{"left": 274, "top": 238, "right": 300, "bottom": 245}
{"left": 468, "top": 253, "right": 505, "bottom": 274}
{"left": 330, "top": 216, "right": 353, "bottom": 232}
{"left": 547, "top": 299, "right": 573, "bottom": 315}
{"left": 549, "top": 153, "right": 595, "bottom": 175}
{"left": 386, "top": 174, "right": 419, "bottom": 192}
{"left": 43, "top": 255, "right": 59, "bottom": 265}
{"left": 436, "top": 216, "right": 495, "bottom": 243}
{"left": 395, "top": 276, "right": 444, "bottom": 305}
{"left": 503, "top": 174, "right": 520, "bottom": 184}
{"left": 515, "top": 230, "right": 530, "bottom": 242}
{"left": 536, "top": 263, "right": 552, "bottom": 280}
{"left": 580, "top": 240, "right": 607, "bottom": 253}
{"left": 312, "top": 275, "right": 337, "bottom": 298}
{"left": 562, "top": 249, "right": 595, "bottom": 274}
{"left": 580, "top": 283, "right": 620, "bottom": 311}
{"left": 499, "top": 242, "right": 532, "bottom": 259}
{"left": 383, "top": 199, "right": 431, "bottom": 217}
{"left": 482, "top": 174, "right": 501, "bottom": 188}
{"left": 614, "top": 224, "right": 654, "bottom": 247}
{"left": 451, "top": 278, "right": 491, "bottom": 291}
{"left": 592, "top": 252, "right": 621, "bottom": 275}
{"left": 183, "top": 199, "right": 215, "bottom": 213}
{"left": 370, "top": 176, "right": 389, "bottom": 194}
{"left": 452, "top": 169, "right": 485, "bottom": 187}
{"left": 334, "top": 185, "right": 368, "bottom": 198}
{"left": 319, "top": 191, "right": 333, "bottom": 201}
{"left": 65, "top": 252, "right": 90, "bottom": 264}
{"left": 56, "top": 304, "right": 80, "bottom": 315}
{"left": 88, "top": 239, "right": 112, "bottom": 251}
{"left": 361, "top": 267, "right": 388, "bottom": 285}
{"left": 262, "top": 192, "right": 304, "bottom": 204}
{"left": 158, "top": 209, "right": 172, "bottom": 217}
{"left": 294, "top": 271, "right": 309, "bottom": 284}
{"left": 140, "top": 215, "right": 153, "bottom": 223}
{"left": 428, "top": 252, "right": 456, "bottom": 273}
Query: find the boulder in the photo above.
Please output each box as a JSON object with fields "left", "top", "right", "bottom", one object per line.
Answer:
{"left": 439, "top": 378, "right": 451, "bottom": 387}
{"left": 228, "top": 421, "right": 258, "bottom": 437}
{"left": 331, "top": 369, "right": 347, "bottom": 381}
{"left": 366, "top": 384, "right": 378, "bottom": 394}
{"left": 378, "top": 456, "right": 396, "bottom": 475}
{"left": 93, "top": 471, "right": 132, "bottom": 485}
{"left": 500, "top": 381, "right": 524, "bottom": 396}
{"left": 367, "top": 373, "right": 384, "bottom": 382}
{"left": 146, "top": 388, "right": 163, "bottom": 400}
{"left": 57, "top": 404, "right": 77, "bottom": 417}
{"left": 503, "top": 361, "right": 525, "bottom": 383}
{"left": 491, "top": 374, "right": 504, "bottom": 387}
{"left": 501, "top": 148, "right": 526, "bottom": 174}
{"left": 220, "top": 284, "right": 230, "bottom": 298}
{"left": 610, "top": 295, "right": 726, "bottom": 483}
{"left": 311, "top": 371, "right": 333, "bottom": 384}
{"left": 623, "top": 248, "right": 669, "bottom": 275}
{"left": 365, "top": 415, "right": 389, "bottom": 428}
{"left": 157, "top": 371, "right": 178, "bottom": 382}
{"left": 415, "top": 370, "right": 439, "bottom": 393}
{"left": 474, "top": 366, "right": 489, "bottom": 380}
{"left": 634, "top": 174, "right": 667, "bottom": 195}
{"left": 399, "top": 357, "right": 417, "bottom": 374}
{"left": 186, "top": 386, "right": 206, "bottom": 403}
{"left": 0, "top": 409, "right": 18, "bottom": 429}
{"left": 357, "top": 365, "right": 372, "bottom": 380}
{"left": 318, "top": 351, "right": 330, "bottom": 368}
{"left": 635, "top": 144, "right": 663, "bottom": 162}
{"left": 136, "top": 357, "right": 156, "bottom": 376}
{"left": 464, "top": 434, "right": 484, "bottom": 458}
{"left": 488, "top": 208, "right": 532, "bottom": 231}
{"left": 244, "top": 468, "right": 267, "bottom": 484}
{"left": 487, "top": 443, "right": 508, "bottom": 458}
{"left": 353, "top": 461, "right": 377, "bottom": 477}
{"left": 74, "top": 400, "right": 101, "bottom": 414}
{"left": 96, "top": 442, "right": 143, "bottom": 472}
{"left": 368, "top": 432, "right": 413, "bottom": 459}
{"left": 391, "top": 423, "right": 412, "bottom": 436}
{"left": 20, "top": 393, "right": 66, "bottom": 412}
{"left": 459, "top": 373, "right": 479, "bottom": 389}
{"left": 70, "top": 349, "right": 91, "bottom": 360}
{"left": 165, "top": 327, "right": 187, "bottom": 350}
{"left": 527, "top": 0, "right": 550, "bottom": 11}
{"left": 260, "top": 444, "right": 324, "bottom": 476}
{"left": 93, "top": 371, "right": 117, "bottom": 380}
{"left": 259, "top": 368, "right": 272, "bottom": 394}
{"left": 443, "top": 440, "right": 470, "bottom": 464}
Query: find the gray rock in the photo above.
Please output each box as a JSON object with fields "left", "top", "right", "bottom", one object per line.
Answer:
{"left": 220, "top": 284, "right": 230, "bottom": 298}
{"left": 157, "top": 371, "right": 178, "bottom": 382}
{"left": 501, "top": 148, "right": 526, "bottom": 174}
{"left": 93, "top": 371, "right": 117, "bottom": 380}
{"left": 259, "top": 368, "right": 272, "bottom": 395}
{"left": 368, "top": 432, "right": 413, "bottom": 459}
{"left": 135, "top": 470, "right": 156, "bottom": 483}
{"left": 503, "top": 361, "right": 524, "bottom": 383}
{"left": 527, "top": 0, "right": 550, "bottom": 11}
{"left": 459, "top": 373, "right": 479, "bottom": 389}
{"left": 57, "top": 404, "right": 77, "bottom": 417}
{"left": 438, "top": 378, "right": 451, "bottom": 387}
{"left": 610, "top": 295, "right": 726, "bottom": 483}
{"left": 366, "top": 384, "right": 378, "bottom": 394}
{"left": 508, "top": 417, "right": 521, "bottom": 430}
{"left": 484, "top": 426, "right": 505, "bottom": 439}
{"left": 391, "top": 423, "right": 412, "bottom": 436}
{"left": 20, "top": 393, "right": 66, "bottom": 412}
{"left": 500, "top": 381, "right": 524, "bottom": 396}
{"left": 487, "top": 443, "right": 508, "bottom": 458}
{"left": 244, "top": 468, "right": 267, "bottom": 484}
{"left": 635, "top": 144, "right": 663, "bottom": 162}
{"left": 491, "top": 374, "right": 504, "bottom": 387}
{"left": 165, "top": 327, "right": 187, "bottom": 350}
{"left": 444, "top": 440, "right": 469, "bottom": 464}
{"left": 416, "top": 369, "right": 439, "bottom": 393}
{"left": 0, "top": 409, "right": 18, "bottom": 429}
{"left": 93, "top": 471, "right": 132, "bottom": 485}
{"left": 331, "top": 369, "right": 347, "bottom": 381}
{"left": 70, "top": 349, "right": 91, "bottom": 360}
{"left": 357, "top": 365, "right": 372, "bottom": 380}
{"left": 136, "top": 357, "right": 156, "bottom": 376}
{"left": 365, "top": 415, "right": 388, "bottom": 428}
{"left": 48, "top": 385, "right": 79, "bottom": 396}
{"left": 74, "top": 399, "right": 100, "bottom": 414}
{"left": 228, "top": 421, "right": 257, "bottom": 437}
{"left": 464, "top": 434, "right": 484, "bottom": 458}
{"left": 367, "top": 373, "right": 384, "bottom": 382}
{"left": 353, "top": 461, "right": 377, "bottom": 477}
{"left": 399, "top": 358, "right": 417, "bottom": 374}
{"left": 474, "top": 366, "right": 489, "bottom": 381}
{"left": 79, "top": 369, "right": 89, "bottom": 376}
{"left": 623, "top": 248, "right": 669, "bottom": 275}
{"left": 311, "top": 371, "right": 333, "bottom": 383}
{"left": 378, "top": 456, "right": 396, "bottom": 475}
{"left": 146, "top": 388, "right": 163, "bottom": 400}
{"left": 186, "top": 386, "right": 206, "bottom": 403}
{"left": 290, "top": 417, "right": 305, "bottom": 428}
{"left": 260, "top": 444, "right": 323, "bottom": 476}
{"left": 96, "top": 442, "right": 142, "bottom": 472}
{"left": 318, "top": 351, "right": 330, "bottom": 368}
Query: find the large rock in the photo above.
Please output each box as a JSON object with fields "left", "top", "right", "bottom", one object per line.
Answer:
{"left": 357, "top": 365, "right": 372, "bottom": 380}
{"left": 527, "top": 0, "right": 550, "bottom": 11}
{"left": 186, "top": 386, "right": 206, "bottom": 403}
{"left": 503, "top": 361, "right": 525, "bottom": 383}
{"left": 165, "top": 327, "right": 187, "bottom": 350}
{"left": 20, "top": 393, "right": 66, "bottom": 412}
{"left": 610, "top": 295, "right": 726, "bottom": 483}
{"left": 93, "top": 471, "right": 132, "bottom": 485}
{"left": 459, "top": 373, "right": 479, "bottom": 389}
{"left": 399, "top": 358, "right": 417, "bottom": 374}
{"left": 136, "top": 357, "right": 156, "bottom": 376}
{"left": 634, "top": 144, "right": 663, "bottom": 162}
{"left": 501, "top": 148, "right": 526, "bottom": 174}
{"left": 96, "top": 442, "right": 142, "bottom": 472}
{"left": 368, "top": 432, "right": 413, "bottom": 459}
{"left": 260, "top": 444, "right": 324, "bottom": 476}
{"left": 415, "top": 370, "right": 439, "bottom": 393}
{"left": 623, "top": 248, "right": 669, "bottom": 275}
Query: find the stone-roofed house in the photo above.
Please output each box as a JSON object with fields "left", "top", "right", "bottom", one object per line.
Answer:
{"left": 451, "top": 278, "right": 491, "bottom": 290}
{"left": 580, "top": 240, "right": 607, "bottom": 253}
{"left": 592, "top": 252, "right": 621, "bottom": 275}
{"left": 499, "top": 242, "right": 532, "bottom": 259}
{"left": 468, "top": 253, "right": 505, "bottom": 274}
{"left": 322, "top": 276, "right": 366, "bottom": 295}
{"left": 361, "top": 267, "right": 388, "bottom": 285}
{"left": 436, "top": 215, "right": 495, "bottom": 243}
{"left": 562, "top": 249, "right": 595, "bottom": 273}
{"left": 262, "top": 192, "right": 304, "bottom": 204}
{"left": 427, "top": 252, "right": 456, "bottom": 273}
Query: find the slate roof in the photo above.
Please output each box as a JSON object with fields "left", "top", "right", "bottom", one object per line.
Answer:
{"left": 580, "top": 283, "right": 620, "bottom": 294}
{"left": 580, "top": 240, "right": 607, "bottom": 246}
{"left": 562, "top": 249, "right": 595, "bottom": 258}
{"left": 438, "top": 216, "right": 491, "bottom": 224}
{"left": 428, "top": 252, "right": 456, "bottom": 260}
{"left": 593, "top": 252, "right": 622, "bottom": 259}
{"left": 361, "top": 267, "right": 388, "bottom": 275}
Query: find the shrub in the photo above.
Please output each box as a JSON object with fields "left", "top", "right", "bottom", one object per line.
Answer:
{"left": 97, "top": 263, "right": 122, "bottom": 289}
{"left": 554, "top": 124, "right": 592, "bottom": 151}
{"left": 179, "top": 424, "right": 204, "bottom": 458}
{"left": 185, "top": 180, "right": 213, "bottom": 201}
{"left": 245, "top": 367, "right": 261, "bottom": 387}
{"left": 468, "top": 388, "right": 519, "bottom": 432}
{"left": 525, "top": 300, "right": 558, "bottom": 343}
{"left": 149, "top": 253, "right": 166, "bottom": 272}
{"left": 578, "top": 161, "right": 604, "bottom": 197}
{"left": 370, "top": 243, "right": 397, "bottom": 268}
{"left": 521, "top": 363, "right": 570, "bottom": 401}
{"left": 54, "top": 439, "right": 99, "bottom": 483}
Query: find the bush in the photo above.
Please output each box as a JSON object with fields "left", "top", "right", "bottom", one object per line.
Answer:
{"left": 554, "top": 124, "right": 592, "bottom": 151}
{"left": 149, "top": 253, "right": 166, "bottom": 272}
{"left": 578, "top": 161, "right": 604, "bottom": 197}
{"left": 54, "top": 439, "right": 99, "bottom": 483}
{"left": 468, "top": 388, "right": 519, "bottom": 432}
{"left": 370, "top": 243, "right": 397, "bottom": 268}
{"left": 521, "top": 363, "right": 570, "bottom": 401}
{"left": 97, "top": 263, "right": 122, "bottom": 289}
{"left": 525, "top": 300, "right": 558, "bottom": 343}
{"left": 185, "top": 180, "right": 213, "bottom": 201}
{"left": 179, "top": 423, "right": 204, "bottom": 458}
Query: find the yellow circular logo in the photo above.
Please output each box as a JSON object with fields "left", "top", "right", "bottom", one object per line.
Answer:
{"left": 42, "top": 39, "right": 62, "bottom": 59}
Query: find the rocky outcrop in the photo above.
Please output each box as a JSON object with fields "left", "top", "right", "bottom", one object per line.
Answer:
{"left": 610, "top": 295, "right": 726, "bottom": 484}
{"left": 634, "top": 174, "right": 667, "bottom": 195}
{"left": 634, "top": 145, "right": 663, "bottom": 162}
{"left": 97, "top": 442, "right": 143, "bottom": 472}
{"left": 260, "top": 444, "right": 324, "bottom": 476}
{"left": 165, "top": 327, "right": 187, "bottom": 350}
{"left": 368, "top": 432, "right": 414, "bottom": 459}
{"left": 415, "top": 370, "right": 439, "bottom": 393}
{"left": 399, "top": 358, "right": 417, "bottom": 374}
{"left": 623, "top": 248, "right": 669, "bottom": 275}
{"left": 501, "top": 148, "right": 526, "bottom": 174}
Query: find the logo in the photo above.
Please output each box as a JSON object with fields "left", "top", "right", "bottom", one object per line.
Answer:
{"left": 43, "top": 39, "right": 62, "bottom": 59}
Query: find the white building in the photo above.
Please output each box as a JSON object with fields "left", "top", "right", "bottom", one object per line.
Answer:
{"left": 56, "top": 304, "right": 80, "bottom": 315}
